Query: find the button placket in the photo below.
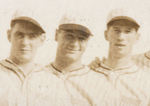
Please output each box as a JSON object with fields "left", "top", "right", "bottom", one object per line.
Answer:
{"left": 20, "top": 73, "right": 35, "bottom": 106}
{"left": 108, "top": 70, "right": 119, "bottom": 87}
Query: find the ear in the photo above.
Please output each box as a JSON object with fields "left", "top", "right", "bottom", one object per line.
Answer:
{"left": 136, "top": 32, "right": 140, "bottom": 40}
{"left": 37, "top": 34, "right": 46, "bottom": 47}
{"left": 7, "top": 29, "right": 11, "bottom": 42}
{"left": 134, "top": 32, "right": 140, "bottom": 44}
{"left": 40, "top": 34, "right": 46, "bottom": 42}
{"left": 55, "top": 29, "right": 59, "bottom": 41}
{"left": 104, "top": 30, "right": 108, "bottom": 41}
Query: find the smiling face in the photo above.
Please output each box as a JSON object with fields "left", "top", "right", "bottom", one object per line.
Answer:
{"left": 55, "top": 29, "right": 90, "bottom": 62}
{"left": 105, "top": 20, "right": 139, "bottom": 58}
{"left": 8, "top": 21, "right": 44, "bottom": 64}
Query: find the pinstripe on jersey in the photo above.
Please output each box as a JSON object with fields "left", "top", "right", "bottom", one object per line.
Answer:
{"left": 89, "top": 57, "right": 150, "bottom": 106}
{"left": 26, "top": 64, "right": 95, "bottom": 106}
{"left": 0, "top": 58, "right": 43, "bottom": 106}
{"left": 132, "top": 51, "right": 150, "bottom": 68}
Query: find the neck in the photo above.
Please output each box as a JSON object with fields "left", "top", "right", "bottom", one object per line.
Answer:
{"left": 53, "top": 55, "right": 83, "bottom": 73}
{"left": 105, "top": 50, "right": 133, "bottom": 69}
{"left": 9, "top": 55, "right": 34, "bottom": 76}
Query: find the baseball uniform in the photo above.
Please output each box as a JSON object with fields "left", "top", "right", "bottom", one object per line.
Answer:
{"left": 26, "top": 63, "right": 95, "bottom": 106}
{"left": 0, "top": 58, "right": 42, "bottom": 106}
{"left": 89, "top": 57, "right": 150, "bottom": 106}
{"left": 132, "top": 51, "right": 150, "bottom": 68}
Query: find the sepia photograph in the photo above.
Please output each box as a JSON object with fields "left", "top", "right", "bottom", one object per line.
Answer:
{"left": 0, "top": 0, "right": 150, "bottom": 105}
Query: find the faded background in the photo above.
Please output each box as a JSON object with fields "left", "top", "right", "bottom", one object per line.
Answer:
{"left": 0, "top": 0, "right": 150, "bottom": 65}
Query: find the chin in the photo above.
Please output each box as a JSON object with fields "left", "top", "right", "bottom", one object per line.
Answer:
{"left": 65, "top": 54, "right": 80, "bottom": 62}
{"left": 19, "top": 55, "right": 33, "bottom": 63}
{"left": 116, "top": 53, "right": 128, "bottom": 58}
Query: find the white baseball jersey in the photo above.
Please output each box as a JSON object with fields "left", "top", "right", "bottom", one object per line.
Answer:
{"left": 132, "top": 51, "right": 150, "bottom": 68}
{"left": 27, "top": 62, "right": 150, "bottom": 106}
{"left": 0, "top": 58, "right": 42, "bottom": 106}
{"left": 89, "top": 57, "right": 150, "bottom": 106}
{"left": 27, "top": 63, "right": 115, "bottom": 106}
{"left": 26, "top": 64, "right": 92, "bottom": 106}
{"left": 90, "top": 52, "right": 150, "bottom": 69}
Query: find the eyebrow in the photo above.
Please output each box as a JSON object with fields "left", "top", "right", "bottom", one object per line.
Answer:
{"left": 126, "top": 27, "right": 132, "bottom": 30}
{"left": 112, "top": 26, "right": 133, "bottom": 30}
{"left": 112, "top": 26, "right": 120, "bottom": 29}
{"left": 15, "top": 31, "right": 24, "bottom": 34}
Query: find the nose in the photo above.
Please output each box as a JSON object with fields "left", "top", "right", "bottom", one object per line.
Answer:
{"left": 117, "top": 32, "right": 126, "bottom": 41}
{"left": 70, "top": 39, "right": 80, "bottom": 48}
{"left": 21, "top": 36, "right": 30, "bottom": 45}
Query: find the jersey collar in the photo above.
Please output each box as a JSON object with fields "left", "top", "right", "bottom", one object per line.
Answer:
{"left": 46, "top": 63, "right": 90, "bottom": 79}
{"left": 93, "top": 57, "right": 139, "bottom": 75}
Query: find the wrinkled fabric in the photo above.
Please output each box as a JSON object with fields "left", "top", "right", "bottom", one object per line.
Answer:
{"left": 0, "top": 59, "right": 42, "bottom": 106}
{"left": 27, "top": 64, "right": 95, "bottom": 106}
{"left": 132, "top": 52, "right": 150, "bottom": 68}
{"left": 2, "top": 57, "right": 150, "bottom": 106}
{"left": 26, "top": 61, "right": 150, "bottom": 106}
{"left": 89, "top": 57, "right": 150, "bottom": 106}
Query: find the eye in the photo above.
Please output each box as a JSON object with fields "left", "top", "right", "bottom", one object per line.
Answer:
{"left": 125, "top": 30, "right": 131, "bottom": 33}
{"left": 78, "top": 37, "right": 86, "bottom": 41}
{"left": 65, "top": 34, "right": 74, "bottom": 40}
{"left": 114, "top": 29, "right": 120, "bottom": 33}
{"left": 15, "top": 32, "right": 24, "bottom": 38}
{"left": 28, "top": 33, "right": 38, "bottom": 39}
{"left": 112, "top": 27, "right": 120, "bottom": 32}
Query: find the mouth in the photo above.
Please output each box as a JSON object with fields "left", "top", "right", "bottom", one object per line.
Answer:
{"left": 115, "top": 43, "right": 126, "bottom": 47}
{"left": 66, "top": 48, "right": 80, "bottom": 53}
{"left": 20, "top": 49, "right": 31, "bottom": 52}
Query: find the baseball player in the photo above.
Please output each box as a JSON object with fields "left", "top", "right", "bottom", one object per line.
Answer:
{"left": 26, "top": 14, "right": 103, "bottom": 106}
{"left": 88, "top": 9, "right": 150, "bottom": 105}
{"left": 0, "top": 16, "right": 45, "bottom": 105}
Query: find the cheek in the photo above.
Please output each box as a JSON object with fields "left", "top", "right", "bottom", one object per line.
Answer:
{"left": 30, "top": 39, "right": 41, "bottom": 50}
{"left": 127, "top": 35, "right": 137, "bottom": 44}
{"left": 59, "top": 39, "right": 70, "bottom": 47}
{"left": 11, "top": 36, "right": 23, "bottom": 46}
{"left": 10, "top": 36, "right": 17, "bottom": 43}
{"left": 11, "top": 39, "right": 21, "bottom": 47}
{"left": 57, "top": 41, "right": 66, "bottom": 50}
{"left": 80, "top": 42, "right": 87, "bottom": 51}
{"left": 107, "top": 32, "right": 117, "bottom": 42}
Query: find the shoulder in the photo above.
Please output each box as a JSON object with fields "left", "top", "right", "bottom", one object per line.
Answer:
{"left": 88, "top": 57, "right": 101, "bottom": 70}
{"left": 29, "top": 63, "right": 57, "bottom": 80}
{"left": 0, "top": 59, "right": 14, "bottom": 73}
{"left": 132, "top": 52, "right": 150, "bottom": 68}
{"left": 88, "top": 57, "right": 109, "bottom": 73}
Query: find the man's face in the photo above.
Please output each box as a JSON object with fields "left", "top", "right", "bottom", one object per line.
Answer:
{"left": 56, "top": 29, "right": 89, "bottom": 62}
{"left": 8, "top": 21, "right": 44, "bottom": 63}
{"left": 105, "top": 20, "right": 139, "bottom": 57}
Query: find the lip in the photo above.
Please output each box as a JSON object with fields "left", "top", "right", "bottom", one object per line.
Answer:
{"left": 20, "top": 49, "right": 31, "bottom": 52}
{"left": 66, "top": 48, "right": 80, "bottom": 53}
{"left": 67, "top": 47, "right": 80, "bottom": 51}
{"left": 115, "top": 43, "right": 126, "bottom": 47}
